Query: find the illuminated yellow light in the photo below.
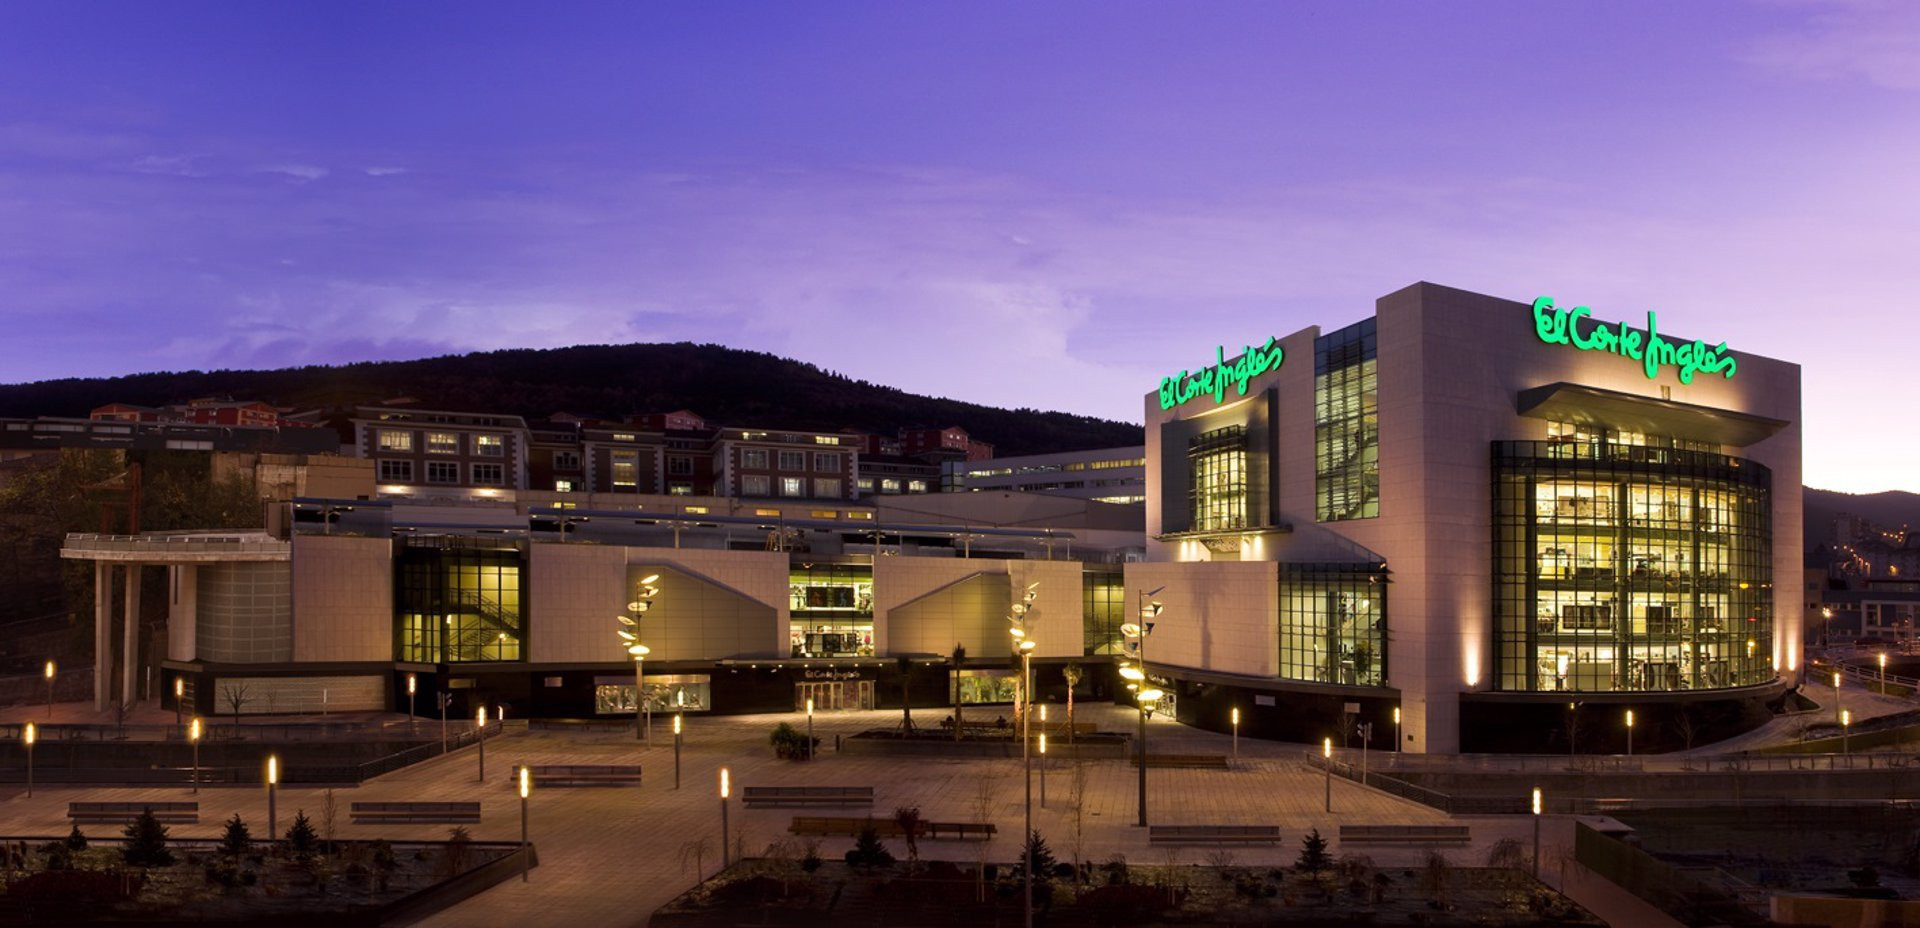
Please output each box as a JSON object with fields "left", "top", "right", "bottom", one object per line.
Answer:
{"left": 267, "top": 755, "right": 279, "bottom": 785}
{"left": 477, "top": 707, "right": 487, "bottom": 728}
{"left": 720, "top": 767, "right": 730, "bottom": 799}
{"left": 1626, "top": 709, "right": 1634, "bottom": 728}
{"left": 1532, "top": 787, "right": 1542, "bottom": 815}
{"left": 1118, "top": 666, "right": 1145, "bottom": 682}
{"left": 806, "top": 697, "right": 814, "bottom": 716}
{"left": 44, "top": 661, "right": 53, "bottom": 680}
{"left": 1393, "top": 707, "right": 1401, "bottom": 725}
{"left": 640, "top": 574, "right": 661, "bottom": 586}
{"left": 190, "top": 718, "right": 201, "bottom": 741}
{"left": 1038, "top": 733, "right": 1047, "bottom": 754}
{"left": 1842, "top": 709, "right": 1852, "bottom": 727}
{"left": 519, "top": 766, "right": 531, "bottom": 799}
{"left": 174, "top": 678, "right": 183, "bottom": 698}
{"left": 407, "top": 674, "right": 417, "bottom": 695}
{"left": 23, "top": 722, "right": 35, "bottom": 746}
{"left": 1231, "top": 707, "right": 1240, "bottom": 725}
{"left": 673, "top": 713, "right": 682, "bottom": 735}
{"left": 1040, "top": 705, "right": 1048, "bottom": 722}
{"left": 1137, "top": 688, "right": 1164, "bottom": 703}
{"left": 1322, "top": 737, "right": 1331, "bottom": 759}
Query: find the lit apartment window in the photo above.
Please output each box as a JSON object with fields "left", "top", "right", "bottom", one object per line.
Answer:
{"left": 555, "top": 479, "right": 575, "bottom": 493}
{"left": 743, "top": 449, "right": 769, "bottom": 469}
{"left": 813, "top": 478, "right": 842, "bottom": 498}
{"left": 668, "top": 455, "right": 693, "bottom": 476}
{"left": 669, "top": 483, "right": 693, "bottom": 495}
{"left": 848, "top": 511, "right": 874, "bottom": 521}
{"left": 379, "top": 459, "right": 413, "bottom": 482}
{"left": 907, "top": 479, "right": 928, "bottom": 493}
{"left": 742, "top": 475, "right": 770, "bottom": 496}
{"left": 475, "top": 434, "right": 505, "bottom": 457}
{"left": 610, "top": 451, "right": 638, "bottom": 489}
{"left": 811, "top": 510, "right": 839, "bottom": 519}
{"left": 856, "top": 478, "right": 874, "bottom": 493}
{"left": 778, "top": 451, "right": 805, "bottom": 471}
{"left": 471, "top": 463, "right": 505, "bottom": 486}
{"left": 426, "top": 461, "right": 459, "bottom": 484}
{"left": 880, "top": 479, "right": 901, "bottom": 494}
{"left": 427, "top": 432, "right": 459, "bottom": 454}
{"left": 755, "top": 508, "right": 781, "bottom": 517}
{"left": 612, "top": 432, "right": 636, "bottom": 442}
{"left": 684, "top": 505, "right": 708, "bottom": 514}
{"left": 781, "top": 477, "right": 804, "bottom": 497}
{"left": 377, "top": 429, "right": 413, "bottom": 453}
{"left": 813, "top": 452, "right": 839, "bottom": 471}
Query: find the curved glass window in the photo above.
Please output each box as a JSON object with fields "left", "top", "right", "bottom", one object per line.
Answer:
{"left": 1493, "top": 441, "right": 1771, "bottom": 692}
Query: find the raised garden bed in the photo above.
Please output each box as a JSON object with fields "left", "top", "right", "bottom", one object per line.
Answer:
{"left": 844, "top": 728, "right": 1128, "bottom": 758}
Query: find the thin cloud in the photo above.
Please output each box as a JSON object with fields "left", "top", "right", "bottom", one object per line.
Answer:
{"left": 1743, "top": 0, "right": 1920, "bottom": 91}
{"left": 259, "top": 163, "right": 329, "bottom": 181}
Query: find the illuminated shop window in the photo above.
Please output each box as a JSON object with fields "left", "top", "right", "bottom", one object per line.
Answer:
{"left": 1188, "top": 425, "right": 1247, "bottom": 532}
{"left": 1314, "top": 318, "right": 1378, "bottom": 522}
{"left": 789, "top": 562, "right": 874, "bottom": 658}
{"left": 596, "top": 675, "right": 712, "bottom": 714}
{"left": 397, "top": 541, "right": 524, "bottom": 664}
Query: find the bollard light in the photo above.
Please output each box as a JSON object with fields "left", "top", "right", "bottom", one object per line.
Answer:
{"left": 189, "top": 717, "right": 202, "bottom": 794}
{"left": 267, "top": 754, "right": 280, "bottom": 842}
{"left": 23, "top": 721, "right": 35, "bottom": 798}
{"left": 1323, "top": 736, "right": 1333, "bottom": 812}
{"left": 719, "top": 766, "right": 732, "bottom": 868}
{"left": 477, "top": 706, "right": 488, "bottom": 782}
{"left": 1531, "top": 786, "right": 1543, "bottom": 878}
{"left": 44, "top": 660, "right": 54, "bottom": 719}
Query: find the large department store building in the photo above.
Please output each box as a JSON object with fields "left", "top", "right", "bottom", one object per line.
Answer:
{"left": 1127, "top": 282, "right": 1802, "bottom": 753}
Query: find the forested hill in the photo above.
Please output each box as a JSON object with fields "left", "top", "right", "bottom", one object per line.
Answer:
{"left": 0, "top": 342, "right": 1143, "bottom": 456}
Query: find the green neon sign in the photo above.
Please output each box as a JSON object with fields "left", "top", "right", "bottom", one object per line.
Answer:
{"left": 1158, "top": 337, "right": 1284, "bottom": 410}
{"left": 1531, "top": 297, "right": 1736, "bottom": 384}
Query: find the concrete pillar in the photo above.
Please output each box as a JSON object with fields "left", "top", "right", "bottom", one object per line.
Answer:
{"left": 94, "top": 562, "right": 112, "bottom": 713}
{"left": 122, "top": 565, "right": 142, "bottom": 708}
{"left": 168, "top": 565, "right": 198, "bottom": 662}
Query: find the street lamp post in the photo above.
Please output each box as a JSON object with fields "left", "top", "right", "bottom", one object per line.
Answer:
{"left": 1357, "top": 722, "right": 1372, "bottom": 785}
{"left": 439, "top": 692, "right": 449, "bottom": 753}
{"left": 1842, "top": 709, "right": 1852, "bottom": 756}
{"left": 1835, "top": 671, "right": 1844, "bottom": 726}
{"left": 1016, "top": 636, "right": 1036, "bottom": 928}
{"left": 1120, "top": 664, "right": 1148, "bottom": 825}
{"left": 673, "top": 713, "right": 683, "bottom": 789}
{"left": 189, "top": 718, "right": 201, "bottom": 794}
{"left": 617, "top": 574, "right": 661, "bottom": 744}
{"left": 806, "top": 697, "right": 815, "bottom": 762}
{"left": 1394, "top": 706, "right": 1402, "bottom": 753}
{"left": 1625, "top": 709, "right": 1635, "bottom": 757}
{"left": 1323, "top": 737, "right": 1333, "bottom": 813}
{"left": 1880, "top": 653, "right": 1889, "bottom": 693}
{"left": 719, "top": 767, "right": 731, "bottom": 869}
{"left": 44, "top": 661, "right": 54, "bottom": 719}
{"left": 406, "top": 674, "right": 417, "bottom": 731}
{"left": 1038, "top": 733, "right": 1047, "bottom": 808}
{"left": 267, "top": 755, "right": 279, "bottom": 843}
{"left": 1531, "top": 787, "right": 1543, "bottom": 878}
{"left": 519, "top": 766, "right": 532, "bottom": 882}
{"left": 1231, "top": 707, "right": 1240, "bottom": 757}
{"left": 1122, "top": 587, "right": 1163, "bottom": 828}
{"left": 476, "top": 707, "right": 488, "bottom": 782}
{"left": 24, "top": 722, "right": 35, "bottom": 798}
{"left": 173, "top": 677, "right": 184, "bottom": 728}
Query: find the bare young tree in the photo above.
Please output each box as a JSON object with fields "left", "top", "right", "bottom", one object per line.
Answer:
{"left": 971, "top": 774, "right": 997, "bottom": 901}
{"left": 679, "top": 837, "right": 712, "bottom": 884}
{"left": 1069, "top": 759, "right": 1089, "bottom": 882}
{"left": 951, "top": 643, "right": 967, "bottom": 741}
{"left": 221, "top": 682, "right": 252, "bottom": 737}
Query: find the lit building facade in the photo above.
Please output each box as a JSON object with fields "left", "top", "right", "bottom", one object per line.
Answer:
{"left": 1130, "top": 282, "right": 1802, "bottom": 753}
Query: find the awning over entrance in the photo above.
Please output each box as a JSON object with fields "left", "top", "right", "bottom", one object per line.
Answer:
{"left": 1516, "top": 382, "right": 1789, "bottom": 448}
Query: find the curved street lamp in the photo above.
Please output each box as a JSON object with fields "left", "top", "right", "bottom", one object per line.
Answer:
{"left": 617, "top": 574, "right": 662, "bottom": 742}
{"left": 1007, "top": 579, "right": 1039, "bottom": 928}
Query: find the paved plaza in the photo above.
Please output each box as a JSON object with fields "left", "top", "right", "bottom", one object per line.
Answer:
{"left": 0, "top": 701, "right": 1695, "bottom": 926}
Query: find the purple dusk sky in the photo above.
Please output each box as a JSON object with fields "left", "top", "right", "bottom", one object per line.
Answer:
{"left": 0, "top": 3, "right": 1914, "bottom": 492}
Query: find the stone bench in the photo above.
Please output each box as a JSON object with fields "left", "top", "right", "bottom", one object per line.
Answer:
{"left": 513, "top": 764, "right": 643, "bottom": 787}
{"left": 741, "top": 786, "right": 874, "bottom": 808}
{"left": 1339, "top": 824, "right": 1471, "bottom": 846}
{"left": 1149, "top": 824, "right": 1282, "bottom": 845}
{"left": 69, "top": 802, "right": 198, "bottom": 826}
{"left": 350, "top": 801, "right": 483, "bottom": 825}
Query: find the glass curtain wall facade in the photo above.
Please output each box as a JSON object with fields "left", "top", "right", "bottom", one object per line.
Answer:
{"left": 397, "top": 540, "right": 525, "bottom": 663}
{"left": 1188, "top": 425, "right": 1248, "bottom": 531}
{"left": 1082, "top": 565, "right": 1126, "bottom": 656}
{"left": 1315, "top": 318, "right": 1379, "bottom": 522}
{"left": 1493, "top": 439, "right": 1773, "bottom": 692}
{"left": 1279, "top": 563, "right": 1388, "bottom": 686}
{"left": 789, "top": 561, "right": 874, "bottom": 657}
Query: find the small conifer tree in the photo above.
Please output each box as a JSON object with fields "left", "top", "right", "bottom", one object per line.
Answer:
{"left": 221, "top": 814, "right": 253, "bottom": 858}
{"left": 1023, "top": 830, "right": 1057, "bottom": 878}
{"left": 1294, "top": 828, "right": 1332, "bottom": 874}
{"left": 122, "top": 807, "right": 175, "bottom": 867}
{"left": 64, "top": 824, "right": 88, "bottom": 851}
{"left": 285, "top": 810, "right": 319, "bottom": 860}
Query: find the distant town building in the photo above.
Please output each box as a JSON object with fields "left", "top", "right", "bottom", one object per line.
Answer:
{"left": 944, "top": 446, "right": 1146, "bottom": 504}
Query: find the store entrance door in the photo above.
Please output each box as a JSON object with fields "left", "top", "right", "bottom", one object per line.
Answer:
{"left": 795, "top": 680, "right": 874, "bottom": 711}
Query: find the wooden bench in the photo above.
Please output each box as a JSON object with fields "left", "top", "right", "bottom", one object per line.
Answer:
{"left": 350, "top": 801, "right": 483, "bottom": 825}
{"left": 69, "top": 802, "right": 198, "bottom": 826}
{"left": 512, "top": 764, "right": 643, "bottom": 787}
{"left": 925, "top": 821, "right": 997, "bottom": 840}
{"left": 787, "top": 816, "right": 996, "bottom": 840}
{"left": 1131, "top": 753, "right": 1231, "bottom": 769}
{"left": 1339, "top": 824, "right": 1471, "bottom": 846}
{"left": 1149, "top": 825, "right": 1282, "bottom": 845}
{"left": 741, "top": 786, "right": 874, "bottom": 808}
